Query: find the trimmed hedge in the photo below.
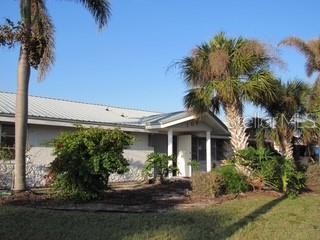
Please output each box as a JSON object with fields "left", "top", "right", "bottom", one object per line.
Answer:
{"left": 191, "top": 171, "right": 225, "bottom": 197}
{"left": 306, "top": 164, "right": 320, "bottom": 188}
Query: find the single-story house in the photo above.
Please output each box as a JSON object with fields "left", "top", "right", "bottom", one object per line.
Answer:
{"left": 0, "top": 92, "right": 230, "bottom": 188}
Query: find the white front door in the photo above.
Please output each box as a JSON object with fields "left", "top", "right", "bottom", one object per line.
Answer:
{"left": 177, "top": 135, "right": 192, "bottom": 177}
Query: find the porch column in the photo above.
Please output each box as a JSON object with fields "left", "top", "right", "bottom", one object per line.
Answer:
{"left": 206, "top": 131, "right": 212, "bottom": 172}
{"left": 167, "top": 129, "right": 173, "bottom": 178}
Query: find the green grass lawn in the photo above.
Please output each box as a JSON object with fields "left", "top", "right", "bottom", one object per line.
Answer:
{"left": 0, "top": 194, "right": 319, "bottom": 240}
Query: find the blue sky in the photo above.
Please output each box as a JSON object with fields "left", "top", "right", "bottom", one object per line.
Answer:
{"left": 0, "top": 0, "right": 318, "bottom": 117}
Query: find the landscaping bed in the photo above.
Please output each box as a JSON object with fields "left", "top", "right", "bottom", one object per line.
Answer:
{"left": 1, "top": 178, "right": 284, "bottom": 213}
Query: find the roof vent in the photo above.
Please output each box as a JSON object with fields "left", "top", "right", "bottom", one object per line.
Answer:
{"left": 121, "top": 114, "right": 126, "bottom": 118}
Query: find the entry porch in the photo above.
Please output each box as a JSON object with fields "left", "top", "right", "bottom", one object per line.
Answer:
{"left": 146, "top": 112, "right": 230, "bottom": 177}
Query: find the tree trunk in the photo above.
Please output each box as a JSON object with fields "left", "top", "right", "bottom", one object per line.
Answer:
{"left": 14, "top": 0, "right": 31, "bottom": 192}
{"left": 14, "top": 45, "right": 30, "bottom": 192}
{"left": 224, "top": 103, "right": 253, "bottom": 178}
{"left": 224, "top": 104, "right": 249, "bottom": 153}
{"left": 273, "top": 142, "right": 282, "bottom": 155}
{"left": 273, "top": 136, "right": 294, "bottom": 160}
{"left": 283, "top": 139, "right": 294, "bottom": 160}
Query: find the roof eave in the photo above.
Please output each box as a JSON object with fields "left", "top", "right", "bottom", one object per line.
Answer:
{"left": 0, "top": 113, "right": 150, "bottom": 132}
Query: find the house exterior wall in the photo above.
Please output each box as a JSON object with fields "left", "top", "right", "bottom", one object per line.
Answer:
{"left": 27, "top": 125, "right": 72, "bottom": 165}
{"left": 109, "top": 132, "right": 154, "bottom": 182}
{"left": 0, "top": 123, "right": 154, "bottom": 189}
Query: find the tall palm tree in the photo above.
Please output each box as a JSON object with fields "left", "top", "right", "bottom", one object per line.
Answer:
{"left": 264, "top": 80, "right": 310, "bottom": 159}
{"left": 180, "top": 33, "right": 278, "bottom": 153}
{"left": 12, "top": 0, "right": 110, "bottom": 192}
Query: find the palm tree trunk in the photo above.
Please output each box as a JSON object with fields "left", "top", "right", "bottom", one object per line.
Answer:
{"left": 224, "top": 103, "right": 249, "bottom": 153}
{"left": 283, "top": 139, "right": 294, "bottom": 160}
{"left": 273, "top": 137, "right": 294, "bottom": 159}
{"left": 273, "top": 142, "right": 282, "bottom": 155}
{"left": 14, "top": 0, "right": 31, "bottom": 192}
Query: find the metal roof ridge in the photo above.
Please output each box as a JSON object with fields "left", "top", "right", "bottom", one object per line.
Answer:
{"left": 0, "top": 91, "right": 163, "bottom": 114}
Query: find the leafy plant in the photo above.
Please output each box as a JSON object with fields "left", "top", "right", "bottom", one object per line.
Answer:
{"left": 49, "top": 127, "right": 133, "bottom": 200}
{"left": 236, "top": 146, "right": 305, "bottom": 196}
{"left": 143, "top": 153, "right": 177, "bottom": 183}
{"left": 281, "top": 158, "right": 305, "bottom": 197}
{"left": 188, "top": 160, "right": 201, "bottom": 172}
{"left": 237, "top": 147, "right": 282, "bottom": 190}
{"left": 0, "top": 147, "right": 14, "bottom": 160}
{"left": 191, "top": 171, "right": 225, "bottom": 197}
{"left": 217, "top": 165, "right": 251, "bottom": 194}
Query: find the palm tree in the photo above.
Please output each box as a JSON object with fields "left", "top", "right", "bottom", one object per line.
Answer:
{"left": 264, "top": 80, "right": 310, "bottom": 159}
{"left": 180, "top": 33, "right": 278, "bottom": 154}
{"left": 9, "top": 0, "right": 110, "bottom": 192}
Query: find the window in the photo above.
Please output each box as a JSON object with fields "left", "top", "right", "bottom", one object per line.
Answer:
{"left": 0, "top": 124, "right": 15, "bottom": 149}
{"left": 191, "top": 137, "right": 207, "bottom": 161}
{"left": 0, "top": 124, "right": 15, "bottom": 160}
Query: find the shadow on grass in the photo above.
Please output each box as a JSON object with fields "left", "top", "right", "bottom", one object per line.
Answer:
{"left": 215, "top": 195, "right": 287, "bottom": 239}
{"left": 0, "top": 194, "right": 287, "bottom": 240}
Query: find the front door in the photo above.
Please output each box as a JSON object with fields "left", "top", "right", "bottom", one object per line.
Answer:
{"left": 177, "top": 135, "right": 192, "bottom": 177}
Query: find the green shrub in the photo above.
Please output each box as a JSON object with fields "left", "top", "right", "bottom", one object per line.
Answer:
{"left": 217, "top": 165, "right": 251, "bottom": 194}
{"left": 51, "top": 175, "right": 97, "bottom": 201}
{"left": 237, "top": 146, "right": 305, "bottom": 196}
{"left": 237, "top": 147, "right": 282, "bottom": 191}
{"left": 306, "top": 164, "right": 320, "bottom": 187}
{"left": 191, "top": 171, "right": 225, "bottom": 197}
{"left": 281, "top": 158, "right": 305, "bottom": 197}
{"left": 50, "top": 127, "right": 133, "bottom": 200}
{"left": 143, "top": 153, "right": 176, "bottom": 183}
{"left": 305, "top": 164, "right": 320, "bottom": 193}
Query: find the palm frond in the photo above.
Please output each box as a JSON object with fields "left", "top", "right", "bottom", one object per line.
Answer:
{"left": 279, "top": 37, "right": 314, "bottom": 57}
{"left": 247, "top": 117, "right": 271, "bottom": 148}
{"left": 31, "top": 0, "right": 55, "bottom": 80}
{"left": 300, "top": 120, "right": 320, "bottom": 145}
{"left": 241, "top": 70, "right": 278, "bottom": 105}
{"left": 0, "top": 19, "right": 23, "bottom": 48}
{"left": 308, "top": 77, "right": 320, "bottom": 114}
{"left": 184, "top": 87, "right": 215, "bottom": 115}
{"left": 264, "top": 79, "right": 310, "bottom": 120}
{"left": 280, "top": 37, "right": 316, "bottom": 77}
{"left": 179, "top": 55, "right": 206, "bottom": 87}
{"left": 77, "top": 0, "right": 111, "bottom": 29}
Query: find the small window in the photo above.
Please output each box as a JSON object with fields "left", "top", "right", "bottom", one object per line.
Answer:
{"left": 0, "top": 124, "right": 15, "bottom": 160}
{"left": 0, "top": 124, "right": 15, "bottom": 148}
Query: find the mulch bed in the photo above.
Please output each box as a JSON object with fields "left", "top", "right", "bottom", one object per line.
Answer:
{"left": 0, "top": 178, "right": 286, "bottom": 213}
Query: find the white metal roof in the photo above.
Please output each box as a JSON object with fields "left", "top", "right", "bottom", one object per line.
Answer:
{"left": 0, "top": 92, "right": 160, "bottom": 127}
{"left": 0, "top": 92, "right": 229, "bottom": 134}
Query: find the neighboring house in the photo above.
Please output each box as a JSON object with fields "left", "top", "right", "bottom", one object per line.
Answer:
{"left": 0, "top": 92, "right": 230, "bottom": 188}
